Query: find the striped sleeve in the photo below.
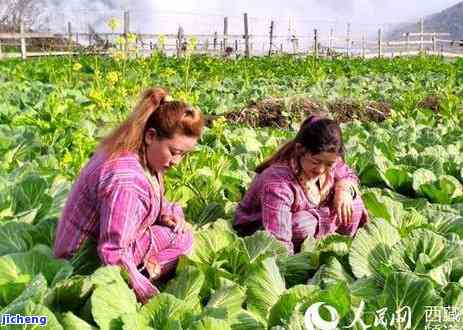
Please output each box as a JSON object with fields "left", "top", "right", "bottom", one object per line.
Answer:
{"left": 160, "top": 197, "right": 185, "bottom": 221}
{"left": 156, "top": 174, "right": 185, "bottom": 221}
{"left": 97, "top": 174, "right": 158, "bottom": 303}
{"left": 333, "top": 158, "right": 360, "bottom": 186}
{"left": 261, "top": 182, "right": 295, "bottom": 254}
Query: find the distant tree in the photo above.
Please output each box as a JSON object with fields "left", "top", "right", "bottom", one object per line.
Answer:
{"left": 0, "top": 0, "right": 47, "bottom": 31}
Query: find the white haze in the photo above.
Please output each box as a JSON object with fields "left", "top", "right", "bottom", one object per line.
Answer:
{"left": 42, "top": 0, "right": 461, "bottom": 42}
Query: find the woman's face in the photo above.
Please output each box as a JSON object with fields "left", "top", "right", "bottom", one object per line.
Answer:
{"left": 300, "top": 150, "right": 337, "bottom": 180}
{"left": 144, "top": 128, "right": 197, "bottom": 174}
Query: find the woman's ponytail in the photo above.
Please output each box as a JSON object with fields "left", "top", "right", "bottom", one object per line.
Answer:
{"left": 132, "top": 88, "right": 168, "bottom": 131}
{"left": 98, "top": 87, "right": 169, "bottom": 157}
{"left": 97, "top": 86, "right": 204, "bottom": 159}
{"left": 148, "top": 87, "right": 168, "bottom": 111}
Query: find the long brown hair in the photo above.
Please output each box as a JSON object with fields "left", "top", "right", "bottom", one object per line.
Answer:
{"left": 255, "top": 115, "right": 344, "bottom": 174}
{"left": 98, "top": 87, "right": 204, "bottom": 160}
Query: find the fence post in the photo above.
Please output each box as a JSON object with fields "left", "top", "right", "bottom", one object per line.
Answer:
{"left": 377, "top": 28, "right": 382, "bottom": 58}
{"left": 268, "top": 20, "right": 274, "bottom": 56}
{"left": 290, "top": 35, "right": 298, "bottom": 54}
{"left": 177, "top": 26, "right": 184, "bottom": 57}
{"left": 235, "top": 39, "right": 238, "bottom": 54}
{"left": 88, "top": 24, "right": 92, "bottom": 47}
{"left": 213, "top": 31, "right": 218, "bottom": 53}
{"left": 243, "top": 13, "right": 250, "bottom": 57}
{"left": 432, "top": 33, "right": 436, "bottom": 53}
{"left": 313, "top": 28, "right": 319, "bottom": 57}
{"left": 406, "top": 32, "right": 410, "bottom": 54}
{"left": 104, "top": 32, "right": 109, "bottom": 49}
{"left": 67, "top": 22, "right": 73, "bottom": 51}
{"left": 67, "top": 22, "right": 72, "bottom": 39}
{"left": 223, "top": 17, "right": 228, "bottom": 54}
{"left": 419, "top": 17, "right": 424, "bottom": 53}
{"left": 20, "top": 20, "right": 27, "bottom": 59}
{"left": 124, "top": 10, "right": 130, "bottom": 54}
{"left": 361, "top": 33, "right": 366, "bottom": 58}
{"left": 329, "top": 28, "right": 334, "bottom": 55}
{"left": 346, "top": 23, "right": 351, "bottom": 57}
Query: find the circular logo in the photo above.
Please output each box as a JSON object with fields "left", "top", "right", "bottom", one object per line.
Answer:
{"left": 304, "top": 302, "right": 340, "bottom": 330}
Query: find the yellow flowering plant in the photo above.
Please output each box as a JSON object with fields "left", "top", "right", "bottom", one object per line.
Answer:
{"left": 72, "top": 63, "right": 82, "bottom": 72}
{"left": 107, "top": 17, "right": 120, "bottom": 32}
{"left": 107, "top": 71, "right": 119, "bottom": 85}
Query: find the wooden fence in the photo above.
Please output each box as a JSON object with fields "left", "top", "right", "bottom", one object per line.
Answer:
{"left": 1, "top": 12, "right": 462, "bottom": 60}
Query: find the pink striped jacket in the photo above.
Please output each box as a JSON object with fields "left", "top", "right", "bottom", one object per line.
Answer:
{"left": 53, "top": 151, "right": 183, "bottom": 301}
{"left": 234, "top": 158, "right": 366, "bottom": 253}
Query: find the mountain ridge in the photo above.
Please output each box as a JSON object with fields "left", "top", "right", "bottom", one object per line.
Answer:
{"left": 387, "top": 1, "right": 463, "bottom": 41}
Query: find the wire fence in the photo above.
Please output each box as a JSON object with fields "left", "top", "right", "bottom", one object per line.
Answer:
{"left": 1, "top": 9, "right": 462, "bottom": 59}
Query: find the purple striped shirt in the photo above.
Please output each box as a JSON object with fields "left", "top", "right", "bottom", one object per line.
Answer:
{"left": 53, "top": 150, "right": 183, "bottom": 301}
{"left": 234, "top": 158, "right": 363, "bottom": 253}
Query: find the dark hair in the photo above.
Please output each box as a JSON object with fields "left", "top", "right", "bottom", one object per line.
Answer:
{"left": 255, "top": 115, "right": 344, "bottom": 173}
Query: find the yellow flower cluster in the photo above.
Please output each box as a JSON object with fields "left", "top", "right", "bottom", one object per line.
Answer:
{"left": 127, "top": 33, "right": 137, "bottom": 44}
{"left": 174, "top": 91, "right": 198, "bottom": 104}
{"left": 160, "top": 68, "right": 177, "bottom": 80}
{"left": 158, "top": 35, "right": 167, "bottom": 49}
{"left": 187, "top": 37, "right": 199, "bottom": 53}
{"left": 72, "top": 63, "right": 82, "bottom": 72}
{"left": 119, "top": 87, "right": 128, "bottom": 98}
{"left": 111, "top": 33, "right": 139, "bottom": 60}
{"left": 61, "top": 152, "right": 73, "bottom": 167}
{"left": 107, "top": 17, "right": 120, "bottom": 32}
{"left": 88, "top": 89, "right": 103, "bottom": 101}
{"left": 109, "top": 49, "right": 127, "bottom": 61}
{"left": 107, "top": 71, "right": 119, "bottom": 85}
{"left": 115, "top": 36, "right": 126, "bottom": 46}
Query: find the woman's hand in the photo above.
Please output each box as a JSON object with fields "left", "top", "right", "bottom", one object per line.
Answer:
{"left": 160, "top": 215, "right": 191, "bottom": 233}
{"left": 334, "top": 183, "right": 356, "bottom": 226}
{"left": 145, "top": 256, "right": 162, "bottom": 282}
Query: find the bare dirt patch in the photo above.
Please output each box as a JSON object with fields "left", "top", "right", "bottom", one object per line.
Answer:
{"left": 215, "top": 97, "right": 392, "bottom": 128}
{"left": 417, "top": 95, "right": 441, "bottom": 113}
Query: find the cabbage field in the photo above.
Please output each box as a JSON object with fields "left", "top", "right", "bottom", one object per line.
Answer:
{"left": 1, "top": 53, "right": 463, "bottom": 329}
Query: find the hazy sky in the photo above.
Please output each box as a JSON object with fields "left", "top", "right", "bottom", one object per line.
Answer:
{"left": 152, "top": 0, "right": 461, "bottom": 24}
{"left": 46, "top": 0, "right": 462, "bottom": 38}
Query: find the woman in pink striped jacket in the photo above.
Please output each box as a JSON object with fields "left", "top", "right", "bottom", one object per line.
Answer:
{"left": 234, "top": 116, "right": 368, "bottom": 254}
{"left": 53, "top": 87, "right": 204, "bottom": 303}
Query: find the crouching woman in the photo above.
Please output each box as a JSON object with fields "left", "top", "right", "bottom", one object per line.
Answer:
{"left": 54, "top": 87, "right": 204, "bottom": 303}
{"left": 234, "top": 115, "right": 368, "bottom": 254}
